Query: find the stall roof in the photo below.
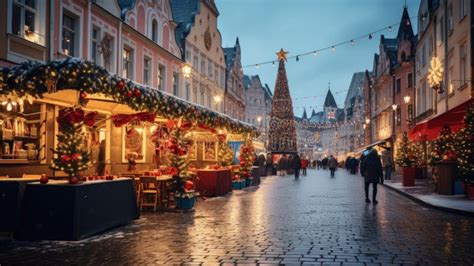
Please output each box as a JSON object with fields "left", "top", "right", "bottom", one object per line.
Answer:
{"left": 0, "top": 58, "right": 258, "bottom": 136}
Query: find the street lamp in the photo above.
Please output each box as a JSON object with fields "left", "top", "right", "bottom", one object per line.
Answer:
{"left": 403, "top": 95, "right": 411, "bottom": 104}
{"left": 392, "top": 104, "right": 398, "bottom": 111}
{"left": 182, "top": 63, "right": 192, "bottom": 79}
{"left": 213, "top": 95, "right": 222, "bottom": 103}
{"left": 256, "top": 116, "right": 262, "bottom": 123}
{"left": 365, "top": 118, "right": 371, "bottom": 124}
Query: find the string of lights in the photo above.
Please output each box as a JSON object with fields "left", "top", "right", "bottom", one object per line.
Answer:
{"left": 244, "top": 15, "right": 418, "bottom": 69}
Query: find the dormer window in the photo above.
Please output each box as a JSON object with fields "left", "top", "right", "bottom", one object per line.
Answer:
{"left": 151, "top": 19, "right": 158, "bottom": 43}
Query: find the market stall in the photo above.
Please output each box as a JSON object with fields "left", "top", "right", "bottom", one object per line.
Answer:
{"left": 0, "top": 59, "right": 257, "bottom": 238}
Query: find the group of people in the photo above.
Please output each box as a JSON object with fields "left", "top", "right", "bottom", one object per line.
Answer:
{"left": 276, "top": 154, "right": 309, "bottom": 179}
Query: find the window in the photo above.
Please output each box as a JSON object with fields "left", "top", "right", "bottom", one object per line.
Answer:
{"left": 208, "top": 59, "right": 213, "bottom": 78}
{"left": 422, "top": 44, "right": 426, "bottom": 67}
{"left": 101, "top": 34, "right": 114, "bottom": 72}
{"left": 122, "top": 47, "right": 133, "bottom": 79}
{"left": 62, "top": 11, "right": 78, "bottom": 56}
{"left": 448, "top": 4, "right": 453, "bottom": 33}
{"left": 438, "top": 16, "right": 444, "bottom": 45}
{"left": 201, "top": 56, "right": 206, "bottom": 75}
{"left": 12, "top": 0, "right": 37, "bottom": 43}
{"left": 220, "top": 70, "right": 225, "bottom": 87}
{"left": 407, "top": 73, "right": 413, "bottom": 88}
{"left": 193, "top": 54, "right": 198, "bottom": 68}
{"left": 143, "top": 57, "right": 151, "bottom": 86}
{"left": 200, "top": 88, "right": 205, "bottom": 105}
{"left": 459, "top": 0, "right": 467, "bottom": 20}
{"left": 172, "top": 73, "right": 179, "bottom": 96}
{"left": 448, "top": 66, "right": 454, "bottom": 94}
{"left": 395, "top": 78, "right": 401, "bottom": 94}
{"left": 214, "top": 69, "right": 218, "bottom": 82}
{"left": 185, "top": 50, "right": 191, "bottom": 62}
{"left": 151, "top": 19, "right": 158, "bottom": 42}
{"left": 157, "top": 65, "right": 165, "bottom": 90}
{"left": 460, "top": 43, "right": 467, "bottom": 86}
{"left": 428, "top": 35, "right": 433, "bottom": 56}
{"left": 192, "top": 86, "right": 197, "bottom": 103}
{"left": 91, "top": 27, "right": 100, "bottom": 64}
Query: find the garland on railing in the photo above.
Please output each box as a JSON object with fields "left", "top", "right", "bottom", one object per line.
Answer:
{"left": 0, "top": 58, "right": 258, "bottom": 136}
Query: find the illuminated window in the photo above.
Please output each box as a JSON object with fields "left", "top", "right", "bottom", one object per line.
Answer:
{"left": 62, "top": 11, "right": 78, "bottom": 56}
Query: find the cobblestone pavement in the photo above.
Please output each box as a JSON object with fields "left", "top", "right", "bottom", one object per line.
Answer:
{"left": 2, "top": 169, "right": 474, "bottom": 265}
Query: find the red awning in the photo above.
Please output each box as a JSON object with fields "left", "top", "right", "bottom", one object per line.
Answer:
{"left": 409, "top": 98, "right": 473, "bottom": 141}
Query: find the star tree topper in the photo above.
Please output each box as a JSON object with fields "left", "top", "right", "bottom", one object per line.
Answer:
{"left": 276, "top": 48, "right": 289, "bottom": 62}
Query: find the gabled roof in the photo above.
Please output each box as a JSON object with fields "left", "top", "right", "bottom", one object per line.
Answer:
{"left": 302, "top": 108, "right": 308, "bottom": 120}
{"left": 264, "top": 84, "right": 273, "bottom": 99}
{"left": 223, "top": 38, "right": 240, "bottom": 69}
{"left": 170, "top": 0, "right": 200, "bottom": 54}
{"left": 311, "top": 109, "right": 316, "bottom": 117}
{"left": 243, "top": 75, "right": 251, "bottom": 89}
{"left": 397, "top": 7, "right": 414, "bottom": 43}
{"left": 344, "top": 72, "right": 365, "bottom": 108}
{"left": 323, "top": 89, "right": 338, "bottom": 109}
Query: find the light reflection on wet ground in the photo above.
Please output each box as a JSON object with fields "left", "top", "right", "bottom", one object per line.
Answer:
{"left": 1, "top": 169, "right": 474, "bottom": 265}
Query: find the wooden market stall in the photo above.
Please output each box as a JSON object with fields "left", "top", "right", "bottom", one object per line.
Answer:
{"left": 0, "top": 59, "right": 257, "bottom": 240}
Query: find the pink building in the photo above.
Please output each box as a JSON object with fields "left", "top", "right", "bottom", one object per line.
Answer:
{"left": 50, "top": 0, "right": 184, "bottom": 94}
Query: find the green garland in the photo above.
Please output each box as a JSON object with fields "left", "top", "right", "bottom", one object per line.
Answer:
{"left": 0, "top": 58, "right": 258, "bottom": 136}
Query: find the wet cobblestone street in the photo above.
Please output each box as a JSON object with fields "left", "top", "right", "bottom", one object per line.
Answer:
{"left": 1, "top": 169, "right": 474, "bottom": 265}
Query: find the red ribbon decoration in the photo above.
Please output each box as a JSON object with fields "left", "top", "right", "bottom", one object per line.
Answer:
{"left": 111, "top": 112, "right": 156, "bottom": 127}
{"left": 57, "top": 108, "right": 97, "bottom": 127}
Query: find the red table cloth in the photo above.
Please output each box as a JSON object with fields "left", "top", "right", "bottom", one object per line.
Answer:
{"left": 196, "top": 169, "right": 232, "bottom": 197}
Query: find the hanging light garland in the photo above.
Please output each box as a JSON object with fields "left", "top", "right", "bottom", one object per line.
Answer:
{"left": 0, "top": 58, "right": 258, "bottom": 136}
{"left": 243, "top": 15, "right": 418, "bottom": 69}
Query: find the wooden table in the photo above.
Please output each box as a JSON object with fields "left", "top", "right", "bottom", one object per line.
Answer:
{"left": 196, "top": 169, "right": 232, "bottom": 197}
{"left": 136, "top": 175, "right": 174, "bottom": 208}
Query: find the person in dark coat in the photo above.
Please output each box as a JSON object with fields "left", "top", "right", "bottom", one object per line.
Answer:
{"left": 287, "top": 155, "right": 294, "bottom": 175}
{"left": 360, "top": 149, "right": 383, "bottom": 204}
{"left": 293, "top": 154, "right": 302, "bottom": 179}
{"left": 322, "top": 157, "right": 328, "bottom": 169}
{"left": 278, "top": 155, "right": 286, "bottom": 176}
{"left": 327, "top": 155, "right": 338, "bottom": 177}
{"left": 266, "top": 153, "right": 273, "bottom": 176}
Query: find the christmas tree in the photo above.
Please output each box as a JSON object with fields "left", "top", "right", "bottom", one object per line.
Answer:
{"left": 165, "top": 118, "right": 192, "bottom": 179}
{"left": 429, "top": 125, "right": 456, "bottom": 165}
{"left": 395, "top": 131, "right": 423, "bottom": 167}
{"left": 239, "top": 138, "right": 255, "bottom": 179}
{"left": 217, "top": 134, "right": 234, "bottom": 167}
{"left": 50, "top": 108, "right": 97, "bottom": 183}
{"left": 268, "top": 49, "right": 298, "bottom": 154}
{"left": 455, "top": 104, "right": 474, "bottom": 182}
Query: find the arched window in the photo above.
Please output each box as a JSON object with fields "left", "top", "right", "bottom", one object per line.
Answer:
{"left": 151, "top": 19, "right": 158, "bottom": 42}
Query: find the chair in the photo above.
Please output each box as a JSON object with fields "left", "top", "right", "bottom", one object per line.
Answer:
{"left": 139, "top": 176, "right": 159, "bottom": 211}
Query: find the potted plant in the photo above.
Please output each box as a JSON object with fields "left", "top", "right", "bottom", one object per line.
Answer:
{"left": 395, "top": 132, "right": 422, "bottom": 187}
{"left": 50, "top": 108, "right": 97, "bottom": 184}
{"left": 454, "top": 104, "right": 474, "bottom": 199}
{"left": 238, "top": 138, "right": 255, "bottom": 187}
{"left": 429, "top": 125, "right": 458, "bottom": 195}
{"left": 165, "top": 118, "right": 197, "bottom": 209}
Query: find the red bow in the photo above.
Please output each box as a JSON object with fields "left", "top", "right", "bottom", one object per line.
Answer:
{"left": 57, "top": 108, "right": 97, "bottom": 127}
{"left": 60, "top": 153, "right": 81, "bottom": 163}
{"left": 111, "top": 112, "right": 156, "bottom": 127}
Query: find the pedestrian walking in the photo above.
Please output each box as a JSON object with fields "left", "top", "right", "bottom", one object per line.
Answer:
{"left": 287, "top": 155, "right": 294, "bottom": 175}
{"left": 301, "top": 156, "right": 308, "bottom": 175}
{"left": 322, "top": 157, "right": 328, "bottom": 170}
{"left": 348, "top": 157, "right": 359, "bottom": 174}
{"left": 266, "top": 153, "right": 273, "bottom": 176}
{"left": 328, "top": 155, "right": 337, "bottom": 177}
{"left": 360, "top": 149, "right": 382, "bottom": 204}
{"left": 293, "top": 154, "right": 301, "bottom": 179}
{"left": 278, "top": 155, "right": 286, "bottom": 176}
{"left": 381, "top": 147, "right": 394, "bottom": 182}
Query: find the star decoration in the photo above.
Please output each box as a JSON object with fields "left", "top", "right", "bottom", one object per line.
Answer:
{"left": 276, "top": 49, "right": 289, "bottom": 61}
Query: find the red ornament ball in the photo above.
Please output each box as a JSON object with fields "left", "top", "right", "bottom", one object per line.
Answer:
{"left": 126, "top": 91, "right": 133, "bottom": 97}
{"left": 40, "top": 175, "right": 49, "bottom": 184}
{"left": 184, "top": 180, "right": 194, "bottom": 191}
{"left": 69, "top": 177, "right": 79, "bottom": 184}
{"left": 133, "top": 89, "right": 141, "bottom": 97}
{"left": 80, "top": 92, "right": 87, "bottom": 99}
{"left": 116, "top": 80, "right": 125, "bottom": 90}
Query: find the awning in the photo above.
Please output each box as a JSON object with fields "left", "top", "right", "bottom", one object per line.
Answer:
{"left": 354, "top": 138, "right": 392, "bottom": 154}
{"left": 409, "top": 98, "right": 473, "bottom": 141}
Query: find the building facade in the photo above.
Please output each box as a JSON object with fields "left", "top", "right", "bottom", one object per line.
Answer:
{"left": 171, "top": 0, "right": 227, "bottom": 113}
{"left": 414, "top": 0, "right": 472, "bottom": 131}
{"left": 244, "top": 75, "right": 272, "bottom": 150}
{"left": 224, "top": 38, "right": 245, "bottom": 120}
{"left": 364, "top": 6, "right": 416, "bottom": 161}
